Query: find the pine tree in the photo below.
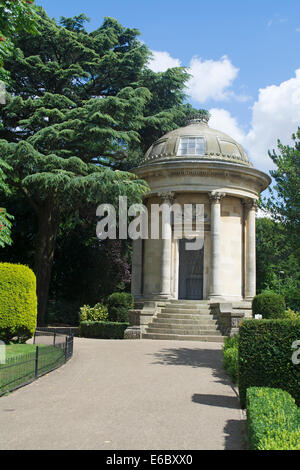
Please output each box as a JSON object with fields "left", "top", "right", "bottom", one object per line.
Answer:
{"left": 0, "top": 9, "right": 199, "bottom": 323}
{"left": 0, "top": 0, "right": 38, "bottom": 83}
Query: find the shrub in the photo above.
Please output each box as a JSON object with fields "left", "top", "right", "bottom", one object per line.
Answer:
{"left": 79, "top": 321, "right": 129, "bottom": 339}
{"left": 223, "top": 334, "right": 239, "bottom": 351}
{"left": 246, "top": 387, "right": 300, "bottom": 450}
{"left": 223, "top": 347, "right": 238, "bottom": 383}
{"left": 107, "top": 292, "right": 134, "bottom": 323}
{"left": 285, "top": 308, "right": 300, "bottom": 320}
{"left": 0, "top": 263, "right": 37, "bottom": 343}
{"left": 79, "top": 303, "right": 108, "bottom": 322}
{"left": 252, "top": 291, "right": 285, "bottom": 319}
{"left": 222, "top": 335, "right": 239, "bottom": 383}
{"left": 238, "top": 319, "right": 300, "bottom": 408}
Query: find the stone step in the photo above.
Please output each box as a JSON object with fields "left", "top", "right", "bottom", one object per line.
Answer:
{"left": 147, "top": 328, "right": 221, "bottom": 335}
{"left": 142, "top": 333, "right": 225, "bottom": 342}
{"left": 149, "top": 323, "right": 221, "bottom": 331}
{"left": 158, "top": 313, "right": 216, "bottom": 320}
{"left": 161, "top": 307, "right": 211, "bottom": 314}
{"left": 164, "top": 303, "right": 210, "bottom": 310}
{"left": 153, "top": 318, "right": 218, "bottom": 325}
{"left": 167, "top": 300, "right": 210, "bottom": 304}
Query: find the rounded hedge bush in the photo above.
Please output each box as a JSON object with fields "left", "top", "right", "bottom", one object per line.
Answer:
{"left": 107, "top": 292, "right": 134, "bottom": 323}
{"left": 0, "top": 263, "right": 37, "bottom": 343}
{"left": 252, "top": 291, "right": 286, "bottom": 319}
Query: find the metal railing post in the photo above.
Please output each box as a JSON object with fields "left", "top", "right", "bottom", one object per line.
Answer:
{"left": 65, "top": 336, "right": 68, "bottom": 362}
{"left": 35, "top": 346, "right": 39, "bottom": 379}
{"left": 53, "top": 332, "right": 56, "bottom": 347}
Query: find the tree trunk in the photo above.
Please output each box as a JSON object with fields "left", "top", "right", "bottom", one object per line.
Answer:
{"left": 34, "top": 202, "right": 60, "bottom": 326}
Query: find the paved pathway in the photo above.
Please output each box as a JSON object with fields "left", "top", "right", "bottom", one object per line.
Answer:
{"left": 0, "top": 339, "right": 245, "bottom": 450}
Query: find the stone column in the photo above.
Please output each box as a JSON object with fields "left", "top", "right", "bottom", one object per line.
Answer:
{"left": 244, "top": 199, "right": 257, "bottom": 300}
{"left": 209, "top": 192, "right": 225, "bottom": 299}
{"left": 158, "top": 192, "right": 174, "bottom": 298}
{"left": 131, "top": 238, "right": 143, "bottom": 298}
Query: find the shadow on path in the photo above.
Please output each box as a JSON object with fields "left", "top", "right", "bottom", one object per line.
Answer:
{"left": 150, "top": 345, "right": 244, "bottom": 450}
{"left": 192, "top": 393, "right": 239, "bottom": 409}
{"left": 150, "top": 346, "right": 230, "bottom": 386}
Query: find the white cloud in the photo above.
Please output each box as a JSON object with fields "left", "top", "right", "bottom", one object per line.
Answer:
{"left": 209, "top": 108, "right": 246, "bottom": 143}
{"left": 209, "top": 70, "right": 300, "bottom": 172}
{"left": 148, "top": 51, "right": 247, "bottom": 103}
{"left": 186, "top": 55, "right": 240, "bottom": 102}
{"left": 147, "top": 50, "right": 181, "bottom": 73}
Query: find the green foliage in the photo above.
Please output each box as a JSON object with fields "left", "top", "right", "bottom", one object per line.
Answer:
{"left": 0, "top": 262, "right": 37, "bottom": 343}
{"left": 238, "top": 319, "right": 300, "bottom": 408}
{"left": 265, "top": 129, "right": 300, "bottom": 241}
{"left": 79, "top": 320, "right": 129, "bottom": 339}
{"left": 107, "top": 292, "right": 134, "bottom": 323}
{"left": 45, "top": 299, "right": 81, "bottom": 326}
{"left": 0, "top": 8, "right": 202, "bottom": 324}
{"left": 222, "top": 335, "right": 239, "bottom": 383}
{"left": 252, "top": 291, "right": 286, "bottom": 319}
{"left": 0, "top": 0, "right": 39, "bottom": 83}
{"left": 79, "top": 303, "right": 108, "bottom": 322}
{"left": 0, "top": 207, "right": 13, "bottom": 247}
{"left": 256, "top": 218, "right": 300, "bottom": 311}
{"left": 246, "top": 387, "right": 300, "bottom": 450}
{"left": 285, "top": 308, "right": 300, "bottom": 320}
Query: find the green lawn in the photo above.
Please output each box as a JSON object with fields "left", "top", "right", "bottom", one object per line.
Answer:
{"left": 0, "top": 343, "right": 65, "bottom": 395}
{"left": 5, "top": 343, "right": 37, "bottom": 359}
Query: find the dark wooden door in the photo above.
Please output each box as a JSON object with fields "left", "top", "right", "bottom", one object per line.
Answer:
{"left": 178, "top": 239, "right": 204, "bottom": 300}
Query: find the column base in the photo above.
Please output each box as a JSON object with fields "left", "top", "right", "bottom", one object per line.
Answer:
{"left": 209, "top": 295, "right": 225, "bottom": 301}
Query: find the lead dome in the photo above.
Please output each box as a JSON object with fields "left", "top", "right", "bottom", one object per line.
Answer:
{"left": 142, "top": 115, "right": 251, "bottom": 167}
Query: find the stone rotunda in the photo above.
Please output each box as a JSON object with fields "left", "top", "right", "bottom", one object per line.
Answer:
{"left": 127, "top": 114, "right": 271, "bottom": 340}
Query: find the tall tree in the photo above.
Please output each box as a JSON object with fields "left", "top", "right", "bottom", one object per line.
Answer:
{"left": 0, "top": 10, "right": 194, "bottom": 324}
{"left": 0, "top": 0, "right": 38, "bottom": 83}
{"left": 256, "top": 217, "right": 300, "bottom": 311}
{"left": 266, "top": 128, "right": 300, "bottom": 242}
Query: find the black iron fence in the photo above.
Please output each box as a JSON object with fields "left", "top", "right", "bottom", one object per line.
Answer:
{"left": 0, "top": 330, "right": 74, "bottom": 396}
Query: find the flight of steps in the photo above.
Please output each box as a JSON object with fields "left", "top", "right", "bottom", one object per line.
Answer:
{"left": 142, "top": 300, "right": 225, "bottom": 342}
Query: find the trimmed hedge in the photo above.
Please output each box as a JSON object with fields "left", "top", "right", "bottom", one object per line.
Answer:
{"left": 246, "top": 387, "right": 300, "bottom": 450}
{"left": 239, "top": 319, "right": 300, "bottom": 408}
{"left": 107, "top": 292, "right": 134, "bottom": 323}
{"left": 252, "top": 291, "right": 285, "bottom": 319}
{"left": 79, "top": 321, "right": 129, "bottom": 339}
{"left": 0, "top": 263, "right": 37, "bottom": 343}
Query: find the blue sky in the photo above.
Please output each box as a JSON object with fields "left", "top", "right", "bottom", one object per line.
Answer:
{"left": 37, "top": 0, "right": 300, "bottom": 172}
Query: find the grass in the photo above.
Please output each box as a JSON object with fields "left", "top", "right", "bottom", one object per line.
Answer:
{"left": 0, "top": 342, "right": 65, "bottom": 395}
{"left": 5, "top": 343, "right": 37, "bottom": 359}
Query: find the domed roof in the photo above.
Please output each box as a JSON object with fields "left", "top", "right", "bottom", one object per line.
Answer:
{"left": 142, "top": 115, "right": 252, "bottom": 167}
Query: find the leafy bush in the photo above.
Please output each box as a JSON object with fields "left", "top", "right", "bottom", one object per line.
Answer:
{"left": 223, "top": 347, "right": 238, "bottom": 383}
{"left": 0, "top": 263, "right": 37, "bottom": 343}
{"left": 238, "top": 319, "right": 300, "bottom": 408}
{"left": 79, "top": 321, "right": 129, "bottom": 339}
{"left": 107, "top": 292, "right": 134, "bottom": 323}
{"left": 246, "top": 387, "right": 300, "bottom": 450}
{"left": 223, "top": 334, "right": 239, "bottom": 351}
{"left": 285, "top": 308, "right": 300, "bottom": 320}
{"left": 222, "top": 335, "right": 239, "bottom": 383}
{"left": 252, "top": 291, "right": 285, "bottom": 319}
{"left": 79, "top": 303, "right": 108, "bottom": 322}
